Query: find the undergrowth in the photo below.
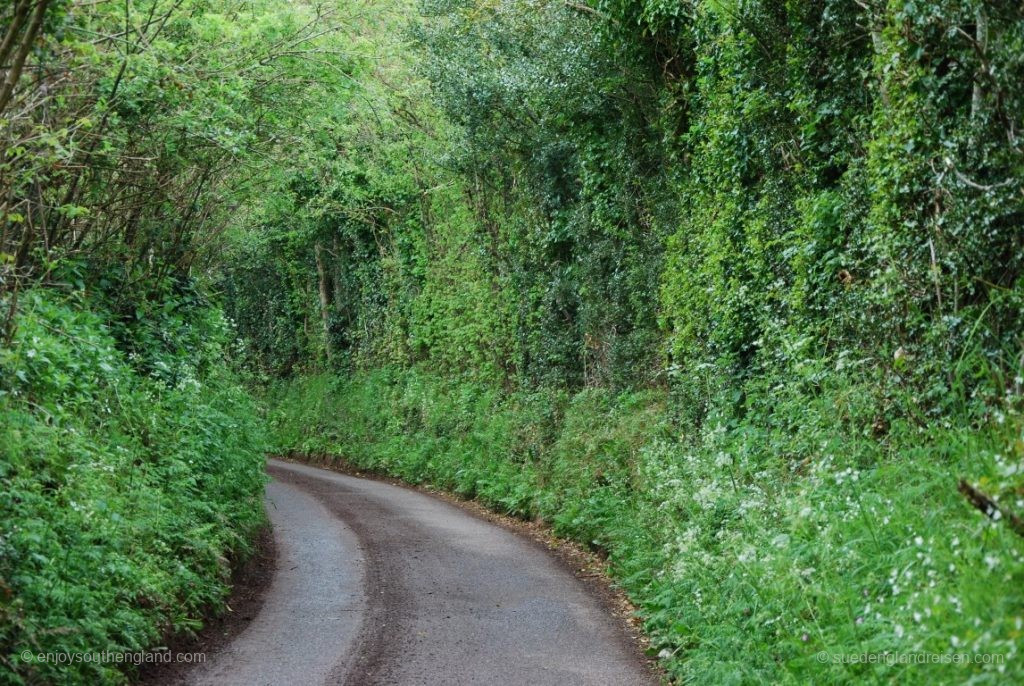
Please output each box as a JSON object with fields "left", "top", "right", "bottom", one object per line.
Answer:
{"left": 0, "top": 289, "right": 267, "bottom": 685}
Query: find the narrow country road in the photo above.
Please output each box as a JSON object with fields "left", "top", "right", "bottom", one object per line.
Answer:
{"left": 173, "top": 459, "right": 654, "bottom": 686}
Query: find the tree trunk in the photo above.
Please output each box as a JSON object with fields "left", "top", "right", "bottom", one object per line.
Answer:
{"left": 0, "top": 1, "right": 33, "bottom": 71}
{"left": 315, "top": 241, "right": 333, "bottom": 362}
{"left": 971, "top": 7, "right": 988, "bottom": 121}
{"left": 0, "top": 0, "right": 50, "bottom": 117}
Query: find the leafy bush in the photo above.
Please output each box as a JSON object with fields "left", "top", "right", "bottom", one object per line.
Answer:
{"left": 0, "top": 289, "right": 266, "bottom": 685}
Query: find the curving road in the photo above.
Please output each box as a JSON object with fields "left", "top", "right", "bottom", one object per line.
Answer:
{"left": 175, "top": 458, "right": 653, "bottom": 686}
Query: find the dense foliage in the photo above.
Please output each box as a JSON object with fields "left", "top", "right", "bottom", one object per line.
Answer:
{"left": 0, "top": 288, "right": 266, "bottom": 685}
{"left": 231, "top": 0, "right": 1024, "bottom": 428}
{"left": 1, "top": 0, "right": 354, "bottom": 304}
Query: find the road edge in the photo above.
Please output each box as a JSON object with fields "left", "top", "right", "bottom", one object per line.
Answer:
{"left": 135, "top": 526, "right": 278, "bottom": 684}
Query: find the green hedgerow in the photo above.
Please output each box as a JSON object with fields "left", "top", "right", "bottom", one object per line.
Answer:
{"left": 0, "top": 290, "right": 267, "bottom": 685}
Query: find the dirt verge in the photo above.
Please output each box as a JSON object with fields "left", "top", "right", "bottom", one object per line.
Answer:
{"left": 136, "top": 526, "right": 276, "bottom": 684}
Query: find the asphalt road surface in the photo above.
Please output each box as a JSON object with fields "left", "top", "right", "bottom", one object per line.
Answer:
{"left": 176, "top": 458, "right": 654, "bottom": 686}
